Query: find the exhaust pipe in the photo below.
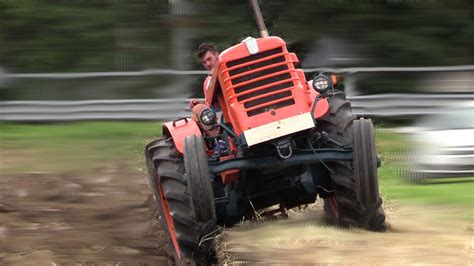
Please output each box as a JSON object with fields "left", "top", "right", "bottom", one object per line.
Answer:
{"left": 249, "top": 0, "right": 269, "bottom": 38}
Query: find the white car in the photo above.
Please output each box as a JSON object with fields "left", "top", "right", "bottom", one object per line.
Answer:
{"left": 408, "top": 104, "right": 474, "bottom": 179}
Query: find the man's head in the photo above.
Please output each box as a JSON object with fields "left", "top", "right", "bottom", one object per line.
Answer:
{"left": 197, "top": 43, "right": 219, "bottom": 71}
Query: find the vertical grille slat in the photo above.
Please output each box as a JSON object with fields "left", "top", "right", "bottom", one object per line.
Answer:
{"left": 226, "top": 46, "right": 296, "bottom": 117}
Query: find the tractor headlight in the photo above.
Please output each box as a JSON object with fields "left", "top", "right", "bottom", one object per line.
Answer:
{"left": 312, "top": 74, "right": 332, "bottom": 93}
{"left": 200, "top": 107, "right": 217, "bottom": 126}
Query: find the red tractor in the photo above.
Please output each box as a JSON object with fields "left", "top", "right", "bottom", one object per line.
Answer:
{"left": 145, "top": 1, "right": 385, "bottom": 263}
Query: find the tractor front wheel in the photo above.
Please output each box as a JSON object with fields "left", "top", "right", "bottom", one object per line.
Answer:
{"left": 319, "top": 90, "right": 386, "bottom": 231}
{"left": 145, "top": 136, "right": 217, "bottom": 264}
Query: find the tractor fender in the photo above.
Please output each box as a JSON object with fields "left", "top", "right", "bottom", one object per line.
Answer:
{"left": 163, "top": 118, "right": 202, "bottom": 154}
{"left": 307, "top": 80, "right": 330, "bottom": 119}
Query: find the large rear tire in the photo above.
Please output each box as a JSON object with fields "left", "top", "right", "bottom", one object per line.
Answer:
{"left": 319, "top": 90, "right": 386, "bottom": 231}
{"left": 145, "top": 137, "right": 217, "bottom": 264}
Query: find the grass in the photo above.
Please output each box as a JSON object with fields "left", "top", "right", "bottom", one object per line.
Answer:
{"left": 1, "top": 122, "right": 472, "bottom": 219}
{"left": 0, "top": 121, "right": 162, "bottom": 174}
{"left": 376, "top": 128, "right": 474, "bottom": 221}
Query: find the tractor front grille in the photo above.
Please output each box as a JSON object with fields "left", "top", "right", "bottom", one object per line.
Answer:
{"left": 226, "top": 47, "right": 295, "bottom": 117}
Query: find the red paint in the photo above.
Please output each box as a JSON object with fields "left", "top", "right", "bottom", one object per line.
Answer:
{"left": 217, "top": 155, "right": 240, "bottom": 184}
{"left": 204, "top": 36, "right": 329, "bottom": 136}
{"left": 163, "top": 119, "right": 202, "bottom": 154}
{"left": 307, "top": 80, "right": 330, "bottom": 119}
{"left": 220, "top": 169, "right": 240, "bottom": 184}
{"left": 158, "top": 181, "right": 181, "bottom": 259}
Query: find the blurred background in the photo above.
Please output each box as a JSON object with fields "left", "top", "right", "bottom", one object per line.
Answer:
{"left": 0, "top": 1, "right": 473, "bottom": 264}
{"left": 1, "top": 0, "right": 473, "bottom": 101}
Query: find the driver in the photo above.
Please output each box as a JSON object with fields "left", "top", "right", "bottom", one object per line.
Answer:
{"left": 189, "top": 43, "right": 219, "bottom": 109}
{"left": 190, "top": 43, "right": 221, "bottom": 135}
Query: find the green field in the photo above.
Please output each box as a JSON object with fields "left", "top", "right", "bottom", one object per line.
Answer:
{"left": 1, "top": 122, "right": 472, "bottom": 220}
{"left": 375, "top": 129, "right": 474, "bottom": 221}
{"left": 0, "top": 121, "right": 162, "bottom": 174}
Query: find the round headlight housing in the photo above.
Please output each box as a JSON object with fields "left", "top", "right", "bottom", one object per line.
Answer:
{"left": 312, "top": 74, "right": 332, "bottom": 93}
{"left": 200, "top": 108, "right": 217, "bottom": 126}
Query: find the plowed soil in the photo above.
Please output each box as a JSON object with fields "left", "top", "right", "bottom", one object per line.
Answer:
{"left": 1, "top": 159, "right": 472, "bottom": 265}
{"left": 0, "top": 163, "right": 172, "bottom": 265}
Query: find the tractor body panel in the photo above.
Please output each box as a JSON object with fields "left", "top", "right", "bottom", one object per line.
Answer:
{"left": 206, "top": 36, "right": 329, "bottom": 136}
{"left": 163, "top": 119, "right": 202, "bottom": 154}
{"left": 243, "top": 112, "right": 314, "bottom": 146}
